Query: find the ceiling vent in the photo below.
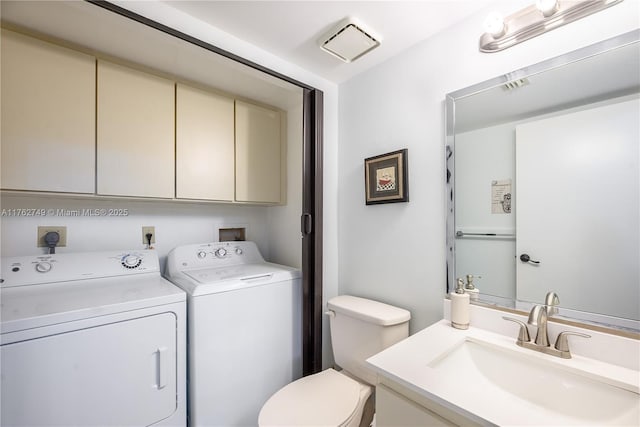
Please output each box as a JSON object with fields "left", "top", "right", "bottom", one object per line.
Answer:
{"left": 319, "top": 18, "right": 381, "bottom": 63}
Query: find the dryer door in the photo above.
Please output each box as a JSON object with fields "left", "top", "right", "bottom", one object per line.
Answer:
{"left": 1, "top": 312, "right": 177, "bottom": 426}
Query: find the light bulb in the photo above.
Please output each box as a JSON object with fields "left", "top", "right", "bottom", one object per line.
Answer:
{"left": 536, "top": 0, "right": 559, "bottom": 17}
{"left": 483, "top": 12, "right": 506, "bottom": 38}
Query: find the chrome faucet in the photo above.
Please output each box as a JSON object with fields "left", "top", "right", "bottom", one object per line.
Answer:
{"left": 503, "top": 292, "right": 590, "bottom": 359}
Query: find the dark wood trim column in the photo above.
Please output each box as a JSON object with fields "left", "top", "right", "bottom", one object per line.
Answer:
{"left": 302, "top": 89, "right": 323, "bottom": 375}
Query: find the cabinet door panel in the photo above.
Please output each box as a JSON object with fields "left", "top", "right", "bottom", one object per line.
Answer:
{"left": 176, "top": 84, "right": 234, "bottom": 201}
{"left": 235, "top": 100, "right": 282, "bottom": 203}
{"left": 97, "top": 61, "right": 174, "bottom": 198}
{"left": 1, "top": 29, "right": 95, "bottom": 193}
{"left": 376, "top": 385, "right": 456, "bottom": 427}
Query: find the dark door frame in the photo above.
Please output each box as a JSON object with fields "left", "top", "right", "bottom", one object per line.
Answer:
{"left": 87, "top": 1, "right": 324, "bottom": 375}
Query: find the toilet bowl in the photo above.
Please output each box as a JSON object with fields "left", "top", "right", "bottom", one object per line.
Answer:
{"left": 258, "top": 295, "right": 410, "bottom": 427}
{"left": 259, "top": 368, "right": 371, "bottom": 427}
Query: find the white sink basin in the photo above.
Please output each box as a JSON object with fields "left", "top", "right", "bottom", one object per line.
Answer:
{"left": 428, "top": 337, "right": 640, "bottom": 425}
{"left": 366, "top": 320, "right": 640, "bottom": 426}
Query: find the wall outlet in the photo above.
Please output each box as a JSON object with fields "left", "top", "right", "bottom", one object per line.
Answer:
{"left": 142, "top": 226, "right": 156, "bottom": 244}
{"left": 37, "top": 226, "right": 67, "bottom": 248}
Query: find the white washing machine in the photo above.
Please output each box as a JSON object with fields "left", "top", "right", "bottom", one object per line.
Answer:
{"left": 0, "top": 250, "right": 187, "bottom": 427}
{"left": 165, "top": 241, "right": 302, "bottom": 427}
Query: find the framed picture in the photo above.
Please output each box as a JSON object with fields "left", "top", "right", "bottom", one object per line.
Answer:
{"left": 364, "top": 149, "right": 409, "bottom": 205}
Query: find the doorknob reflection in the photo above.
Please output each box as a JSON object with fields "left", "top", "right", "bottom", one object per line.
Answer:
{"left": 519, "top": 254, "right": 541, "bottom": 264}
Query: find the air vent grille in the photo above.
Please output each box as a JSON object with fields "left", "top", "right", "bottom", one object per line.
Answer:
{"left": 320, "top": 18, "right": 381, "bottom": 63}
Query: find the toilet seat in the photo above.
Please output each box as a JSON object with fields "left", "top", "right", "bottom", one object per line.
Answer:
{"left": 258, "top": 368, "right": 372, "bottom": 427}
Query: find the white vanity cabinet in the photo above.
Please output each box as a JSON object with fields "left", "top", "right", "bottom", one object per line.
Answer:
{"left": 235, "top": 100, "right": 284, "bottom": 204}
{"left": 376, "top": 381, "right": 476, "bottom": 427}
{"left": 176, "top": 84, "right": 235, "bottom": 201}
{"left": 1, "top": 29, "right": 96, "bottom": 193}
{"left": 97, "top": 60, "right": 175, "bottom": 198}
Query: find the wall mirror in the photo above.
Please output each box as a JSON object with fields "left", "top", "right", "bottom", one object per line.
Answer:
{"left": 446, "top": 30, "right": 639, "bottom": 333}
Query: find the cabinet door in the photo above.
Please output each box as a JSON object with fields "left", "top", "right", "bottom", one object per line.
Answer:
{"left": 97, "top": 60, "right": 175, "bottom": 198}
{"left": 176, "top": 84, "right": 234, "bottom": 201}
{"left": 376, "top": 384, "right": 456, "bottom": 427}
{"left": 1, "top": 29, "right": 95, "bottom": 193}
{"left": 235, "top": 100, "right": 283, "bottom": 203}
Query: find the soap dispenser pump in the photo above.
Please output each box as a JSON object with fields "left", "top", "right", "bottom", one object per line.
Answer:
{"left": 465, "top": 274, "right": 480, "bottom": 301}
{"left": 451, "top": 278, "right": 470, "bottom": 330}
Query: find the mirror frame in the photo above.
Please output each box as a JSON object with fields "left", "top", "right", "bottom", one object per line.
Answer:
{"left": 445, "top": 29, "right": 640, "bottom": 335}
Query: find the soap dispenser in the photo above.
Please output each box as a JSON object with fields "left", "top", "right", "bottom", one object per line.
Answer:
{"left": 451, "top": 278, "right": 470, "bottom": 330}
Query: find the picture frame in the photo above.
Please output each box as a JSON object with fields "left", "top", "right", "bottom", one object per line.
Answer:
{"left": 364, "top": 149, "right": 409, "bottom": 205}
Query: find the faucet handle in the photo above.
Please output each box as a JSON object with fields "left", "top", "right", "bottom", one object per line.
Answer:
{"left": 554, "top": 331, "right": 591, "bottom": 353}
{"left": 502, "top": 316, "right": 531, "bottom": 343}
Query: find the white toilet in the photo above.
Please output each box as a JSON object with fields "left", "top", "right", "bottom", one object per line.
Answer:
{"left": 258, "top": 295, "right": 411, "bottom": 427}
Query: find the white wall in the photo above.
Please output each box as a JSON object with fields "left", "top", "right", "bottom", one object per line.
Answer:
{"left": 1, "top": 194, "right": 270, "bottom": 265}
{"left": 338, "top": 0, "right": 640, "bottom": 333}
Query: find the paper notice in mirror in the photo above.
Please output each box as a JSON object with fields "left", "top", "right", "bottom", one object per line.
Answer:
{"left": 491, "top": 179, "right": 512, "bottom": 214}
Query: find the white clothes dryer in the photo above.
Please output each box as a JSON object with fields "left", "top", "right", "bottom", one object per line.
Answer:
{"left": 0, "top": 250, "right": 187, "bottom": 427}
{"left": 165, "top": 241, "right": 302, "bottom": 427}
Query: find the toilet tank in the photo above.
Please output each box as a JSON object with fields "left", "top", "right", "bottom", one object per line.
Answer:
{"left": 327, "top": 295, "right": 410, "bottom": 385}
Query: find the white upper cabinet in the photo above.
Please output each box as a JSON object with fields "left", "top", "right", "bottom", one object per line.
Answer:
{"left": 97, "top": 60, "right": 175, "bottom": 198}
{"left": 1, "top": 29, "right": 96, "bottom": 193}
{"left": 2, "top": 31, "right": 286, "bottom": 205}
{"left": 235, "top": 100, "right": 283, "bottom": 204}
{"left": 176, "top": 84, "right": 235, "bottom": 201}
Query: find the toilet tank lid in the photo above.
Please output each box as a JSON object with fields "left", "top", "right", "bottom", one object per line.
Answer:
{"left": 327, "top": 295, "right": 410, "bottom": 326}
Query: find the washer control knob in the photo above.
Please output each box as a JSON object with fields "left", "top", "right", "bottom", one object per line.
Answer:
{"left": 35, "top": 262, "right": 52, "bottom": 273}
{"left": 197, "top": 251, "right": 207, "bottom": 259}
{"left": 214, "top": 248, "right": 227, "bottom": 258}
{"left": 235, "top": 248, "right": 243, "bottom": 255}
{"left": 122, "top": 255, "right": 142, "bottom": 269}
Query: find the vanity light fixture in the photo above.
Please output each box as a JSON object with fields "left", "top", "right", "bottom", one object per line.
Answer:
{"left": 479, "top": 0, "right": 625, "bottom": 53}
{"left": 319, "top": 17, "right": 381, "bottom": 63}
{"left": 482, "top": 12, "right": 507, "bottom": 38}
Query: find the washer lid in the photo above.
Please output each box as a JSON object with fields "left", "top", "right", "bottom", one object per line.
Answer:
{"left": 258, "top": 369, "right": 362, "bottom": 426}
{"left": 176, "top": 263, "right": 301, "bottom": 296}
{"left": 183, "top": 264, "right": 285, "bottom": 284}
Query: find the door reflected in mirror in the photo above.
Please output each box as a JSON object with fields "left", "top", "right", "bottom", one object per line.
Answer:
{"left": 446, "top": 31, "right": 640, "bottom": 333}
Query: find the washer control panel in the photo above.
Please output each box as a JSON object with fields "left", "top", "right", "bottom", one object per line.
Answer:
{"left": 166, "top": 241, "right": 263, "bottom": 274}
{"left": 190, "top": 243, "right": 248, "bottom": 262}
{"left": 1, "top": 250, "right": 159, "bottom": 288}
